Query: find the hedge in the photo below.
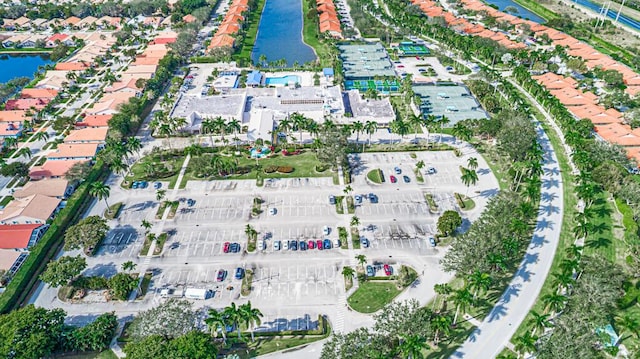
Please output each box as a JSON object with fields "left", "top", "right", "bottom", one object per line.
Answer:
{"left": 0, "top": 163, "right": 108, "bottom": 313}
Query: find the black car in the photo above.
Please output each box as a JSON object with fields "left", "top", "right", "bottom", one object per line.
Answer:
{"left": 403, "top": 175, "right": 410, "bottom": 183}
{"left": 299, "top": 241, "right": 307, "bottom": 250}
{"left": 290, "top": 241, "right": 298, "bottom": 251}
{"left": 187, "top": 199, "right": 196, "bottom": 207}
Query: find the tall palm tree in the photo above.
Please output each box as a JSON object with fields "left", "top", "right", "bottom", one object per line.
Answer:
{"left": 397, "top": 334, "right": 428, "bottom": 359}
{"left": 513, "top": 332, "right": 538, "bottom": 358}
{"left": 467, "top": 270, "right": 492, "bottom": 300}
{"left": 364, "top": 121, "right": 378, "bottom": 151}
{"left": 527, "top": 310, "right": 550, "bottom": 336}
{"left": 33, "top": 130, "right": 49, "bottom": 143}
{"left": 352, "top": 121, "right": 364, "bottom": 143}
{"left": 213, "top": 116, "right": 227, "bottom": 143}
{"left": 355, "top": 254, "right": 367, "bottom": 269}
{"left": 240, "top": 301, "right": 263, "bottom": 341}
{"left": 205, "top": 309, "right": 228, "bottom": 344}
{"left": 467, "top": 157, "right": 478, "bottom": 170}
{"left": 140, "top": 219, "right": 152, "bottom": 233}
{"left": 460, "top": 168, "right": 479, "bottom": 197}
{"left": 390, "top": 119, "right": 410, "bottom": 142}
{"left": 424, "top": 114, "right": 438, "bottom": 146}
{"left": 223, "top": 303, "right": 244, "bottom": 340}
{"left": 201, "top": 118, "right": 216, "bottom": 146}
{"left": 277, "top": 117, "right": 292, "bottom": 144}
{"left": 89, "top": 182, "right": 111, "bottom": 211}
{"left": 342, "top": 266, "right": 355, "bottom": 279}
{"left": 121, "top": 261, "right": 136, "bottom": 272}
{"left": 290, "top": 112, "right": 309, "bottom": 148}
{"left": 430, "top": 313, "right": 452, "bottom": 345}
{"left": 226, "top": 118, "right": 241, "bottom": 149}
{"left": 433, "top": 283, "right": 452, "bottom": 312}
{"left": 350, "top": 216, "right": 360, "bottom": 227}
{"left": 542, "top": 293, "right": 566, "bottom": 314}
{"left": 451, "top": 287, "right": 473, "bottom": 325}
{"left": 4, "top": 137, "right": 17, "bottom": 149}
{"left": 437, "top": 116, "right": 450, "bottom": 142}
{"left": 17, "top": 147, "right": 31, "bottom": 159}
{"left": 408, "top": 114, "right": 424, "bottom": 139}
{"left": 451, "top": 122, "right": 472, "bottom": 144}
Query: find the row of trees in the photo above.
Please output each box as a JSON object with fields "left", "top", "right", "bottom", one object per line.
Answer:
{"left": 0, "top": 306, "right": 118, "bottom": 358}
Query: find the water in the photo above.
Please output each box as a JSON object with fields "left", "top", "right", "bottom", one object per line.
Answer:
{"left": 265, "top": 75, "right": 301, "bottom": 86}
{"left": 0, "top": 53, "right": 52, "bottom": 84}
{"left": 573, "top": 0, "right": 640, "bottom": 31}
{"left": 482, "top": 0, "right": 546, "bottom": 23}
{"left": 251, "top": 0, "right": 317, "bottom": 67}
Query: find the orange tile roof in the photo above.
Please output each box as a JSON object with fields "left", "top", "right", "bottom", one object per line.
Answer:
{"left": 0, "top": 194, "right": 60, "bottom": 224}
{"left": 63, "top": 127, "right": 108, "bottom": 143}
{"left": 76, "top": 114, "right": 112, "bottom": 128}
{"left": 55, "top": 62, "right": 89, "bottom": 71}
{"left": 0, "top": 111, "right": 29, "bottom": 123}
{"left": 20, "top": 88, "right": 58, "bottom": 99}
{"left": 47, "top": 143, "right": 100, "bottom": 159}
{"left": 0, "top": 224, "right": 44, "bottom": 249}
{"left": 5, "top": 98, "right": 49, "bottom": 111}
{"left": 30, "top": 160, "right": 86, "bottom": 179}
{"left": 208, "top": 34, "right": 235, "bottom": 49}
{"left": 595, "top": 123, "right": 640, "bottom": 146}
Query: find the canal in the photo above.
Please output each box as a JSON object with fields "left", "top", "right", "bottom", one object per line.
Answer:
{"left": 573, "top": 0, "right": 640, "bottom": 31}
{"left": 483, "top": 0, "right": 546, "bottom": 23}
{"left": 251, "top": 0, "right": 317, "bottom": 66}
{"left": 0, "top": 53, "right": 52, "bottom": 84}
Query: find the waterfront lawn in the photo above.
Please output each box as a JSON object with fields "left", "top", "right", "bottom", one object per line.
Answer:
{"left": 233, "top": 0, "right": 267, "bottom": 64}
{"left": 301, "top": 0, "right": 332, "bottom": 66}
{"left": 347, "top": 281, "right": 402, "bottom": 313}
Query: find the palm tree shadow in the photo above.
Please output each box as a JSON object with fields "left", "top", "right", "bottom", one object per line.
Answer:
{"left": 591, "top": 222, "right": 610, "bottom": 234}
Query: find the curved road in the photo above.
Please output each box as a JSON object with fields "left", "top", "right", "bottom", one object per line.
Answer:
{"left": 452, "top": 119, "right": 564, "bottom": 358}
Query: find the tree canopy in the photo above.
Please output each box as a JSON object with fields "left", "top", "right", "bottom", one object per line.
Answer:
{"left": 127, "top": 299, "right": 197, "bottom": 340}
{"left": 63, "top": 215, "right": 109, "bottom": 252}
{"left": 437, "top": 210, "right": 463, "bottom": 236}
{"left": 40, "top": 255, "right": 87, "bottom": 287}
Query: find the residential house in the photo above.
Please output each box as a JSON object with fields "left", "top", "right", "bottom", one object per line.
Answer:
{"left": 29, "top": 160, "right": 87, "bottom": 180}
{"left": 84, "top": 92, "right": 135, "bottom": 115}
{"left": 31, "top": 18, "right": 48, "bottom": 30}
{"left": 0, "top": 249, "right": 24, "bottom": 273}
{"left": 55, "top": 62, "right": 90, "bottom": 71}
{"left": 14, "top": 179, "right": 72, "bottom": 199}
{"left": 75, "top": 114, "right": 112, "bottom": 128}
{"left": 0, "top": 122, "right": 23, "bottom": 139}
{"left": 0, "top": 224, "right": 49, "bottom": 250}
{"left": 0, "top": 110, "right": 31, "bottom": 123}
{"left": 20, "top": 88, "right": 58, "bottom": 99}
{"left": 5, "top": 98, "right": 49, "bottom": 111}
{"left": 47, "top": 143, "right": 101, "bottom": 161}
{"left": 2, "top": 34, "right": 30, "bottom": 48}
{"left": 77, "top": 16, "right": 97, "bottom": 28}
{"left": 63, "top": 127, "right": 108, "bottom": 144}
{"left": 46, "top": 34, "right": 74, "bottom": 48}
{"left": 104, "top": 78, "right": 142, "bottom": 96}
{"left": 0, "top": 194, "right": 61, "bottom": 224}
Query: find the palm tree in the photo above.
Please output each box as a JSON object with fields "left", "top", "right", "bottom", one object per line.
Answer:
{"left": 240, "top": 301, "right": 263, "bottom": 341}
{"left": 291, "top": 112, "right": 309, "bottom": 147}
{"left": 467, "top": 157, "right": 478, "bottom": 170}
{"left": 467, "top": 270, "right": 492, "bottom": 300}
{"left": 355, "top": 254, "right": 367, "bottom": 269}
{"left": 223, "top": 303, "right": 244, "bottom": 340}
{"left": 408, "top": 114, "right": 424, "bottom": 139}
{"left": 17, "top": 147, "right": 31, "bottom": 159}
{"left": 451, "top": 287, "right": 473, "bottom": 325}
{"left": 416, "top": 160, "right": 425, "bottom": 171}
{"left": 364, "top": 121, "right": 378, "bottom": 151}
{"left": 460, "top": 167, "right": 479, "bottom": 197}
{"left": 437, "top": 116, "right": 450, "bottom": 142}
{"left": 615, "top": 313, "right": 640, "bottom": 344}
{"left": 89, "top": 182, "right": 111, "bottom": 211}
{"left": 33, "top": 130, "right": 49, "bottom": 143}
{"left": 245, "top": 224, "right": 257, "bottom": 242}
{"left": 527, "top": 310, "right": 550, "bottom": 336}
{"left": 350, "top": 216, "right": 360, "bottom": 227}
{"left": 390, "top": 119, "right": 410, "bottom": 142}
{"left": 342, "top": 266, "right": 355, "bottom": 279}
{"left": 552, "top": 271, "right": 574, "bottom": 293}
{"left": 205, "top": 309, "right": 228, "bottom": 343}
{"left": 201, "top": 118, "right": 216, "bottom": 146}
{"left": 126, "top": 137, "right": 142, "bottom": 157}
{"left": 352, "top": 121, "right": 364, "bottom": 143}
{"left": 277, "top": 117, "right": 292, "bottom": 144}
{"left": 430, "top": 313, "right": 452, "bottom": 345}
{"left": 4, "top": 137, "right": 17, "bottom": 149}
{"left": 156, "top": 189, "right": 166, "bottom": 202}
{"left": 433, "top": 283, "right": 452, "bottom": 312}
{"left": 140, "top": 219, "right": 152, "bottom": 233}
{"left": 397, "top": 334, "right": 428, "bottom": 359}
{"left": 213, "top": 116, "right": 227, "bottom": 143}
{"left": 513, "top": 332, "right": 538, "bottom": 357}
{"left": 542, "top": 293, "right": 566, "bottom": 314}
{"left": 424, "top": 114, "right": 437, "bottom": 146}
{"left": 226, "top": 118, "right": 241, "bottom": 148}
{"left": 121, "top": 261, "right": 136, "bottom": 272}
{"left": 451, "top": 122, "right": 472, "bottom": 144}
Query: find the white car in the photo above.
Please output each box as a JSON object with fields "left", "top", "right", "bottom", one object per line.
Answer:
{"left": 283, "top": 241, "right": 289, "bottom": 250}
{"left": 257, "top": 240, "right": 264, "bottom": 250}
{"left": 333, "top": 238, "right": 341, "bottom": 248}
{"left": 269, "top": 208, "right": 277, "bottom": 215}
{"left": 323, "top": 226, "right": 331, "bottom": 235}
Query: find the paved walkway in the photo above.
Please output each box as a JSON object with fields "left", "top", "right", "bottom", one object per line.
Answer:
{"left": 452, "top": 120, "right": 564, "bottom": 358}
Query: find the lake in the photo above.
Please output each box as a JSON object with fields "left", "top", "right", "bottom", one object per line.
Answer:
{"left": 0, "top": 53, "right": 52, "bottom": 84}
{"left": 251, "top": 0, "right": 317, "bottom": 66}
{"left": 483, "top": 0, "right": 546, "bottom": 23}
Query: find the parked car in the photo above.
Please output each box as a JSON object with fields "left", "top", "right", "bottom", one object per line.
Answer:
{"left": 235, "top": 267, "right": 245, "bottom": 279}
{"left": 290, "top": 240, "right": 298, "bottom": 251}
{"left": 323, "top": 226, "right": 331, "bottom": 235}
{"left": 323, "top": 239, "right": 332, "bottom": 249}
{"left": 390, "top": 175, "right": 397, "bottom": 183}
{"left": 316, "top": 239, "right": 323, "bottom": 250}
{"left": 333, "top": 238, "right": 340, "bottom": 248}
{"left": 231, "top": 243, "right": 240, "bottom": 252}
{"left": 154, "top": 182, "right": 162, "bottom": 189}
{"left": 283, "top": 240, "right": 289, "bottom": 250}
{"left": 366, "top": 265, "right": 375, "bottom": 277}
{"left": 354, "top": 194, "right": 362, "bottom": 204}
{"left": 329, "top": 195, "right": 336, "bottom": 205}
{"left": 403, "top": 175, "right": 410, "bottom": 183}
{"left": 257, "top": 240, "right": 264, "bottom": 250}
{"left": 308, "top": 240, "right": 315, "bottom": 249}
{"left": 216, "top": 269, "right": 227, "bottom": 281}
{"left": 394, "top": 166, "right": 402, "bottom": 174}
{"left": 274, "top": 240, "right": 281, "bottom": 251}
{"left": 223, "top": 242, "right": 230, "bottom": 253}
{"left": 428, "top": 236, "right": 437, "bottom": 247}
{"left": 368, "top": 193, "right": 378, "bottom": 203}
{"left": 383, "top": 264, "right": 393, "bottom": 276}
{"left": 187, "top": 199, "right": 196, "bottom": 207}
{"left": 132, "top": 181, "right": 139, "bottom": 189}
{"left": 426, "top": 167, "right": 436, "bottom": 174}
{"left": 269, "top": 208, "right": 277, "bottom": 215}
{"left": 299, "top": 241, "right": 307, "bottom": 250}
{"left": 360, "top": 237, "right": 369, "bottom": 248}
{"left": 139, "top": 181, "right": 148, "bottom": 188}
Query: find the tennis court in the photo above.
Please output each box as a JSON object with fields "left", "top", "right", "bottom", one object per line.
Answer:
{"left": 398, "top": 42, "right": 430, "bottom": 56}
{"left": 344, "top": 79, "right": 400, "bottom": 93}
{"left": 413, "top": 84, "right": 488, "bottom": 124}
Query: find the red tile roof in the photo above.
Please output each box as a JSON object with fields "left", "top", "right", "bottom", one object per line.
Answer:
{"left": 0, "top": 224, "right": 44, "bottom": 249}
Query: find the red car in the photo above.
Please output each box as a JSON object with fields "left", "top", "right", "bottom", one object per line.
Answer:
{"left": 316, "top": 239, "right": 323, "bottom": 250}
{"left": 308, "top": 240, "right": 315, "bottom": 249}
{"left": 223, "top": 242, "right": 230, "bottom": 253}
{"left": 384, "top": 264, "right": 393, "bottom": 276}
{"left": 390, "top": 175, "right": 397, "bottom": 183}
{"left": 216, "top": 269, "right": 227, "bottom": 282}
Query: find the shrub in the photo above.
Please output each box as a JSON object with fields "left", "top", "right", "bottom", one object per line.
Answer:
{"left": 264, "top": 166, "right": 278, "bottom": 173}
{"left": 277, "top": 166, "right": 294, "bottom": 173}
{"left": 72, "top": 276, "right": 109, "bottom": 290}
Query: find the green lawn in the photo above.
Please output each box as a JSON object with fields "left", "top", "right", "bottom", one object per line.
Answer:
{"left": 233, "top": 0, "right": 267, "bottom": 65}
{"left": 184, "top": 151, "right": 331, "bottom": 182}
{"left": 347, "top": 281, "right": 402, "bottom": 313}
{"left": 581, "top": 192, "right": 616, "bottom": 262}
{"left": 301, "top": 0, "right": 332, "bottom": 67}
{"left": 366, "top": 169, "right": 383, "bottom": 183}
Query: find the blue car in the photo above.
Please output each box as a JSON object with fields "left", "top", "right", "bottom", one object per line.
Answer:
{"left": 290, "top": 241, "right": 298, "bottom": 251}
{"left": 154, "top": 182, "right": 162, "bottom": 189}
{"left": 299, "top": 241, "right": 307, "bottom": 251}
{"left": 140, "top": 181, "right": 148, "bottom": 188}
{"left": 323, "top": 239, "right": 331, "bottom": 249}
{"left": 235, "top": 267, "right": 245, "bottom": 279}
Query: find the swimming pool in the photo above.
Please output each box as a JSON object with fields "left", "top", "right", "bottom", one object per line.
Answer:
{"left": 265, "top": 75, "right": 301, "bottom": 86}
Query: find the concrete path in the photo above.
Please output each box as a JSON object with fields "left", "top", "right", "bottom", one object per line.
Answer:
{"left": 451, "top": 120, "right": 564, "bottom": 358}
